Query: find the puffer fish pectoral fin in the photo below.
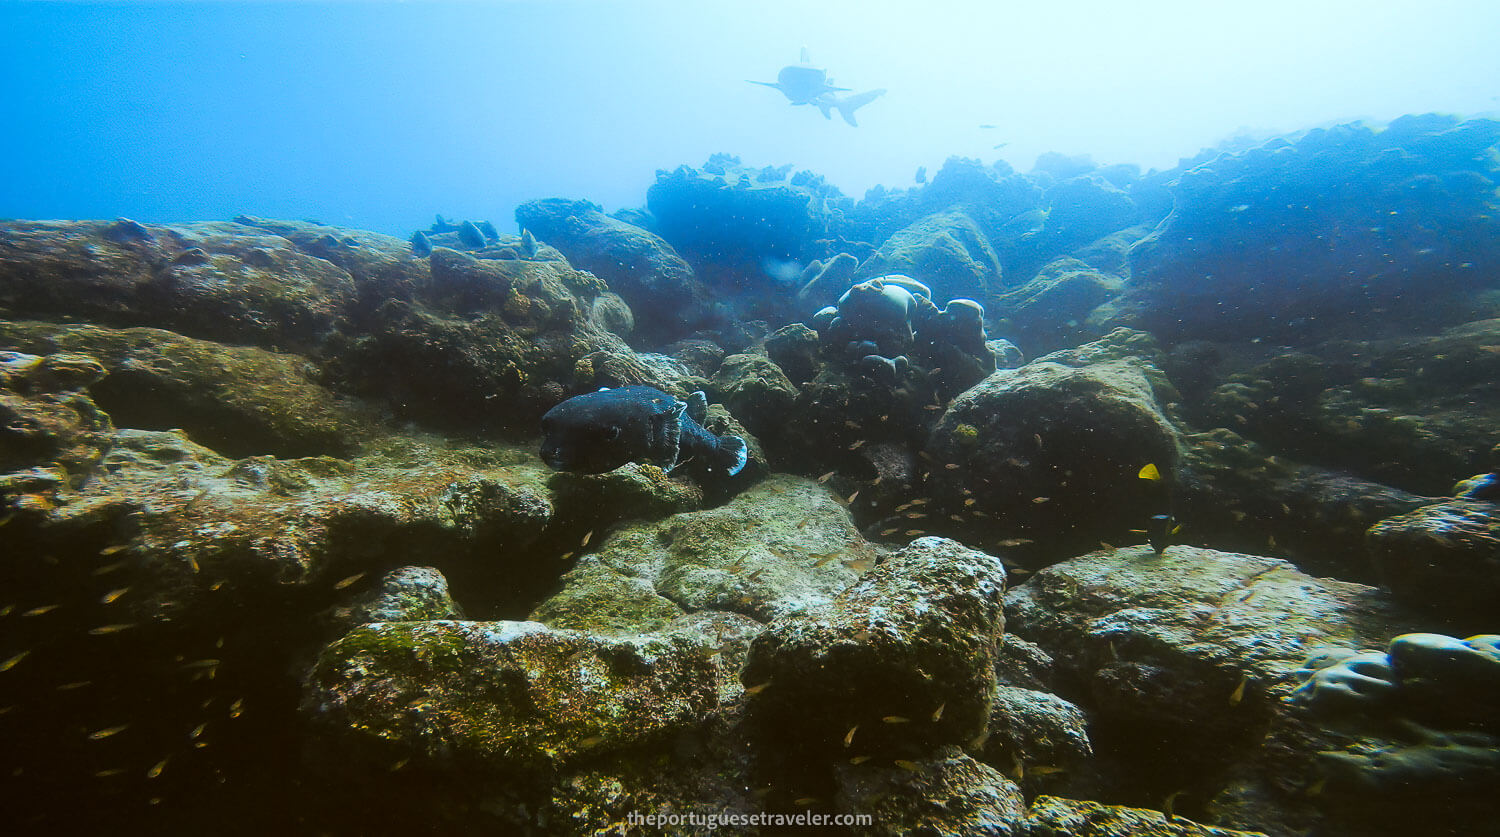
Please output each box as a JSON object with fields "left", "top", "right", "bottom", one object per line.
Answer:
{"left": 650, "top": 400, "right": 686, "bottom": 471}
{"left": 686, "top": 391, "right": 709, "bottom": 425}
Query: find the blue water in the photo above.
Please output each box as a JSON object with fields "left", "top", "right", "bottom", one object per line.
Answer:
{"left": 3, "top": 0, "right": 1498, "bottom": 236}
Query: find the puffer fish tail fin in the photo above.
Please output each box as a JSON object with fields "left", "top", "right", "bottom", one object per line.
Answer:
{"left": 719, "top": 435, "right": 748, "bottom": 477}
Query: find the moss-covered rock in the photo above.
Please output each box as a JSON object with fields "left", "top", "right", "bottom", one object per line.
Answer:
{"left": 742, "top": 537, "right": 1006, "bottom": 759}
{"left": 0, "top": 218, "right": 365, "bottom": 352}
{"left": 0, "top": 320, "right": 375, "bottom": 458}
{"left": 514, "top": 198, "right": 707, "bottom": 345}
{"left": 1367, "top": 500, "right": 1500, "bottom": 629}
{"left": 531, "top": 474, "right": 871, "bottom": 633}
{"left": 1026, "top": 795, "right": 1268, "bottom": 837}
{"left": 926, "top": 343, "right": 1181, "bottom": 564}
{"left": 709, "top": 352, "right": 798, "bottom": 443}
{"left": 995, "top": 257, "right": 1121, "bottom": 356}
{"left": 834, "top": 747, "right": 1026, "bottom": 836}
{"left": 0, "top": 350, "right": 112, "bottom": 503}
{"left": 853, "top": 208, "right": 1001, "bottom": 306}
{"left": 305, "top": 620, "right": 719, "bottom": 772}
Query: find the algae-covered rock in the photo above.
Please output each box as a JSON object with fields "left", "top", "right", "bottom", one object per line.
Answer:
{"left": 0, "top": 321, "right": 374, "bottom": 458}
{"left": 1005, "top": 545, "right": 1422, "bottom": 732}
{"left": 742, "top": 537, "right": 1006, "bottom": 757}
{"left": 980, "top": 686, "right": 1094, "bottom": 790}
{"left": 926, "top": 347, "right": 1181, "bottom": 563}
{"left": 834, "top": 747, "right": 1027, "bottom": 836}
{"left": 709, "top": 352, "right": 798, "bottom": 442}
{"left": 1366, "top": 500, "right": 1500, "bottom": 627}
{"left": 0, "top": 218, "right": 365, "bottom": 351}
{"left": 1118, "top": 116, "right": 1500, "bottom": 343}
{"left": 995, "top": 257, "right": 1121, "bottom": 356}
{"left": 1026, "top": 795, "right": 1268, "bottom": 837}
{"left": 1005, "top": 544, "right": 1435, "bottom": 835}
{"left": 514, "top": 198, "right": 707, "bottom": 344}
{"left": 344, "top": 566, "right": 464, "bottom": 625}
{"left": 762, "top": 322, "right": 822, "bottom": 385}
{"left": 853, "top": 207, "right": 1001, "bottom": 306}
{"left": 34, "top": 429, "right": 555, "bottom": 622}
{"left": 0, "top": 350, "right": 113, "bottom": 503}
{"left": 1191, "top": 319, "right": 1500, "bottom": 496}
{"left": 305, "top": 620, "right": 719, "bottom": 772}
{"left": 531, "top": 474, "right": 871, "bottom": 633}
{"left": 1176, "top": 427, "right": 1434, "bottom": 582}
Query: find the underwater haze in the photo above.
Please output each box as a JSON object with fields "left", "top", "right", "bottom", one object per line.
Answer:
{"left": 5, "top": 1, "right": 1500, "bottom": 836}
{"left": 3, "top": 0, "right": 1499, "bottom": 233}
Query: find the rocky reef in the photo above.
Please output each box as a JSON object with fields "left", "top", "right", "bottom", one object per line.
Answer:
{"left": 3, "top": 112, "right": 1499, "bottom": 835}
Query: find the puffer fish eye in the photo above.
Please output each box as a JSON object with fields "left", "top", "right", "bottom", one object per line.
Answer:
{"left": 604, "top": 425, "right": 621, "bottom": 441}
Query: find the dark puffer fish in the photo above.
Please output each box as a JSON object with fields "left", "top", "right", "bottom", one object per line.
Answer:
{"left": 541, "top": 386, "right": 747, "bottom": 476}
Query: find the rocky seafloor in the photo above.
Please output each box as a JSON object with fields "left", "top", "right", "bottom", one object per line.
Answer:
{"left": 2, "top": 113, "right": 1499, "bottom": 835}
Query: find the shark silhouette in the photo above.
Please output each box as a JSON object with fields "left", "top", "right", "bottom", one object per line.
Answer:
{"left": 749, "top": 47, "right": 884, "bottom": 126}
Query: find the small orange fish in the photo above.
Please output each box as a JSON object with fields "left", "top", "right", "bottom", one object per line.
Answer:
{"left": 881, "top": 715, "right": 910, "bottom": 724}
{"left": 1229, "top": 673, "right": 1248, "bottom": 707}
{"left": 843, "top": 725, "right": 858, "bottom": 747}
{"left": 816, "top": 471, "right": 836, "bottom": 484}
{"left": 333, "top": 573, "right": 365, "bottom": 590}
{"left": 88, "top": 724, "right": 129, "bottom": 740}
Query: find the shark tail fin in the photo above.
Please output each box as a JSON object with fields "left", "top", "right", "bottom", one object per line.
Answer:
{"left": 833, "top": 89, "right": 886, "bottom": 127}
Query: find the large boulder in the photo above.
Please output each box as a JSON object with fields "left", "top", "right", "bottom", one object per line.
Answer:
{"left": 853, "top": 208, "right": 1002, "bottom": 306}
{"left": 0, "top": 321, "right": 375, "bottom": 458}
{"left": 305, "top": 620, "right": 719, "bottom": 773}
{"left": 1117, "top": 116, "right": 1500, "bottom": 343}
{"left": 530, "top": 474, "right": 874, "bottom": 633}
{"left": 0, "top": 218, "right": 366, "bottom": 352}
{"left": 1367, "top": 499, "right": 1500, "bottom": 630}
{"left": 926, "top": 331, "right": 1182, "bottom": 563}
{"left": 994, "top": 257, "right": 1121, "bottom": 356}
{"left": 1192, "top": 319, "right": 1500, "bottom": 496}
{"left": 741, "top": 537, "right": 1007, "bottom": 758}
{"left": 646, "top": 155, "right": 836, "bottom": 275}
{"left": 514, "top": 197, "right": 707, "bottom": 345}
{"left": 1005, "top": 544, "right": 1433, "bottom": 834}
